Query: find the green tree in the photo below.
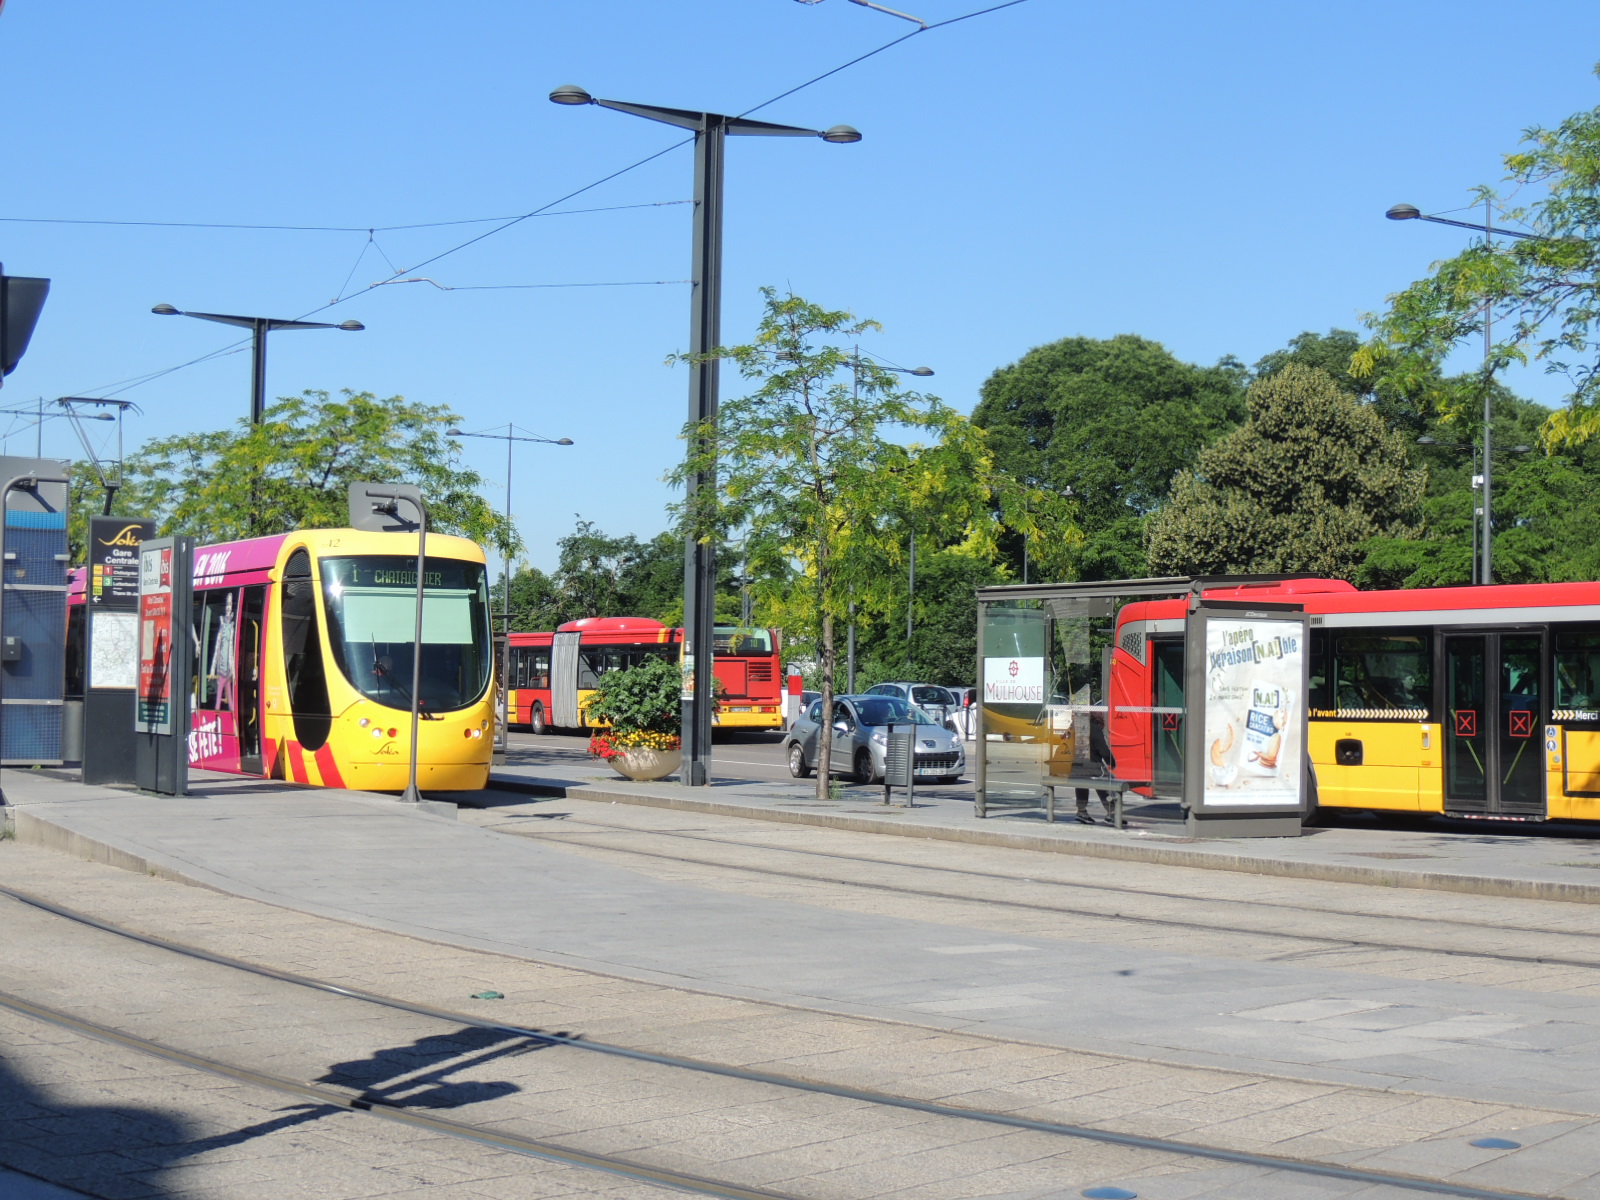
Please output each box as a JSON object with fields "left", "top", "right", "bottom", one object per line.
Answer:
{"left": 1147, "top": 365, "right": 1425, "bottom": 576}
{"left": 122, "top": 389, "right": 516, "bottom": 549}
{"left": 674, "top": 290, "right": 1068, "bottom": 794}
{"left": 971, "top": 334, "right": 1246, "bottom": 580}
{"left": 1358, "top": 65, "right": 1600, "bottom": 446}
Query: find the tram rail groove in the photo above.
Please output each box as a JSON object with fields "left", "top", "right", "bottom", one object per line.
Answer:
{"left": 481, "top": 776, "right": 1600, "bottom": 905}
{"left": 0, "top": 884, "right": 1566, "bottom": 1200}
{"left": 0, "top": 988, "right": 796, "bottom": 1200}
{"left": 477, "top": 820, "right": 1600, "bottom": 973}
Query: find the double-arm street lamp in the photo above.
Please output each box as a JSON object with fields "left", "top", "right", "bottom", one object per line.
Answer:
{"left": 1386, "top": 202, "right": 1545, "bottom": 584}
{"left": 448, "top": 425, "right": 574, "bottom": 752}
{"left": 551, "top": 83, "right": 860, "bottom": 786}
{"left": 1415, "top": 435, "right": 1530, "bottom": 579}
{"left": 844, "top": 355, "right": 933, "bottom": 691}
{"left": 152, "top": 304, "right": 365, "bottom": 425}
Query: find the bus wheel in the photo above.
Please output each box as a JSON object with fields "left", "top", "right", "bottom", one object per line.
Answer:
{"left": 788, "top": 744, "right": 812, "bottom": 778}
{"left": 854, "top": 748, "right": 877, "bottom": 785}
{"left": 530, "top": 703, "right": 548, "bottom": 736}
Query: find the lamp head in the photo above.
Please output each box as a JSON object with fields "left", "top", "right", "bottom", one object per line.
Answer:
{"left": 151, "top": 303, "right": 180, "bottom": 315}
{"left": 1511, "top": 444, "right": 1531, "bottom": 453}
{"left": 1416, "top": 435, "right": 1438, "bottom": 444}
{"left": 549, "top": 84, "right": 594, "bottom": 106}
{"left": 447, "top": 428, "right": 463, "bottom": 436}
{"left": 820, "top": 125, "right": 862, "bottom": 144}
{"left": 337, "top": 320, "right": 365, "bottom": 331}
{"left": 1387, "top": 204, "right": 1421, "bottom": 221}
{"left": 909, "top": 366, "right": 934, "bottom": 377}
{"left": 555, "top": 438, "right": 574, "bottom": 446}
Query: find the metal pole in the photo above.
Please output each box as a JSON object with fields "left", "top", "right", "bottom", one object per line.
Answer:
{"left": 681, "top": 114, "right": 724, "bottom": 787}
{"left": 401, "top": 510, "right": 429, "bottom": 803}
{"left": 847, "top": 601, "right": 856, "bottom": 693}
{"left": 501, "top": 426, "right": 513, "bottom": 750}
{"left": 1481, "top": 198, "right": 1493, "bottom": 586}
{"left": 250, "top": 319, "right": 268, "bottom": 426}
{"left": 906, "top": 531, "right": 915, "bottom": 676}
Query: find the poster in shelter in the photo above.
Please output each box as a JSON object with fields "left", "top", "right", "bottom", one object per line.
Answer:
{"left": 1202, "top": 615, "right": 1303, "bottom": 808}
{"left": 136, "top": 545, "right": 174, "bottom": 735}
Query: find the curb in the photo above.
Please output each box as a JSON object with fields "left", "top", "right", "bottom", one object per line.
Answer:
{"left": 487, "top": 774, "right": 1600, "bottom": 905}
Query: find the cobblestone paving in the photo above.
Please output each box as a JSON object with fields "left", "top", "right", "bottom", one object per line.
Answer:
{"left": 5, "top": 831, "right": 1599, "bottom": 1200}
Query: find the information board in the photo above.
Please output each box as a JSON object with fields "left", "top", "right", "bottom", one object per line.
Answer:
{"left": 89, "top": 517, "right": 155, "bottom": 607}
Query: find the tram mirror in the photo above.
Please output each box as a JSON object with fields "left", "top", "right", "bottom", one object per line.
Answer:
{"left": 348, "top": 482, "right": 427, "bottom": 533}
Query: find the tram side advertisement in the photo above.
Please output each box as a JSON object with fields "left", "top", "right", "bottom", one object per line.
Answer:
{"left": 136, "top": 545, "right": 174, "bottom": 735}
{"left": 1196, "top": 610, "right": 1307, "bottom": 809}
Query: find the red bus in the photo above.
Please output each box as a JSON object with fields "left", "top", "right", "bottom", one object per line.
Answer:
{"left": 1108, "top": 577, "right": 1600, "bottom": 822}
{"left": 506, "top": 619, "right": 783, "bottom": 734}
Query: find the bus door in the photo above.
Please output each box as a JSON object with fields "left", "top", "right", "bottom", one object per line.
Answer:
{"left": 237, "top": 585, "right": 266, "bottom": 773}
{"left": 550, "top": 631, "right": 581, "bottom": 727}
{"left": 1150, "top": 637, "right": 1185, "bottom": 799}
{"left": 1443, "top": 631, "right": 1545, "bottom": 817}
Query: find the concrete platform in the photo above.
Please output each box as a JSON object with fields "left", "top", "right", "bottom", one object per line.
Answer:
{"left": 482, "top": 761, "right": 1600, "bottom": 905}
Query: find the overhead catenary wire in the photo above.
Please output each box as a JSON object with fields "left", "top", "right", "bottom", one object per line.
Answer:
{"left": 74, "top": 0, "right": 1035, "bottom": 400}
{"left": 0, "top": 199, "right": 692, "bottom": 233}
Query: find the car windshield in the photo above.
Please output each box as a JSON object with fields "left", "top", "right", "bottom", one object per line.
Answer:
{"left": 320, "top": 555, "right": 491, "bottom": 713}
{"left": 854, "top": 696, "right": 936, "bottom": 727}
{"left": 911, "top": 685, "right": 951, "bottom": 706}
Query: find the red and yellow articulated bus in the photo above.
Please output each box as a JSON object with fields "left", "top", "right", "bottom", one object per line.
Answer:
{"left": 505, "top": 619, "right": 784, "bottom": 734}
{"left": 1109, "top": 577, "right": 1600, "bottom": 822}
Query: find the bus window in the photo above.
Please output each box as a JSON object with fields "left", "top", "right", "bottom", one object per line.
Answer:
{"left": 1331, "top": 633, "right": 1431, "bottom": 716}
{"left": 1555, "top": 631, "right": 1600, "bottom": 709}
{"left": 713, "top": 627, "right": 773, "bottom": 654}
{"left": 577, "top": 643, "right": 671, "bottom": 688}
{"left": 1308, "top": 630, "right": 1331, "bottom": 713}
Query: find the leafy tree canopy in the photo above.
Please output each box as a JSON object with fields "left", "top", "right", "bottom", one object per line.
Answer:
{"left": 971, "top": 334, "right": 1246, "bottom": 580}
{"left": 674, "top": 289, "right": 1070, "bottom": 791}
{"left": 1147, "top": 364, "right": 1425, "bottom": 576}
{"left": 1358, "top": 64, "right": 1600, "bottom": 445}
{"left": 108, "top": 389, "right": 516, "bottom": 551}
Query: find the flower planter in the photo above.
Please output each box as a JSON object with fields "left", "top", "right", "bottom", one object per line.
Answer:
{"left": 608, "top": 746, "right": 682, "bottom": 782}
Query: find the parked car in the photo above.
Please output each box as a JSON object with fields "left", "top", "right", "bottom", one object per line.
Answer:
{"left": 783, "top": 694, "right": 965, "bottom": 784}
{"left": 864, "top": 682, "right": 961, "bottom": 731}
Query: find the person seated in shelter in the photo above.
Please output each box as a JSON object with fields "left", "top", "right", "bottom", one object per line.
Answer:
{"left": 1075, "top": 711, "right": 1117, "bottom": 825}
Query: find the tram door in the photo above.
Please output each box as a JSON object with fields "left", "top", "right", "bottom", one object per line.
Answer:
{"left": 1151, "top": 638, "right": 1185, "bottom": 799}
{"left": 237, "top": 586, "right": 266, "bottom": 774}
{"left": 1443, "top": 632, "right": 1545, "bottom": 816}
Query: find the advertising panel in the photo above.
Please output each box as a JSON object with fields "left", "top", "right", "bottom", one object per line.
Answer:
{"left": 136, "top": 544, "right": 174, "bottom": 735}
{"left": 1190, "top": 608, "right": 1307, "bottom": 811}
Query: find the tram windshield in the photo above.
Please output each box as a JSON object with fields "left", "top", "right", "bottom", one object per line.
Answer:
{"left": 320, "top": 555, "right": 491, "bottom": 713}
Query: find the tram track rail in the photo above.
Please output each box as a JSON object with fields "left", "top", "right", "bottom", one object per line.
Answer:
{"left": 487, "top": 814, "right": 1600, "bottom": 972}
{"left": 0, "top": 882, "right": 1571, "bottom": 1200}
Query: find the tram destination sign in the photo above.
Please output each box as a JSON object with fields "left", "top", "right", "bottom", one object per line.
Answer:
{"left": 88, "top": 517, "right": 155, "bottom": 608}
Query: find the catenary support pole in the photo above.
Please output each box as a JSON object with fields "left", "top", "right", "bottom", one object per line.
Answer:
{"left": 681, "top": 114, "right": 725, "bottom": 788}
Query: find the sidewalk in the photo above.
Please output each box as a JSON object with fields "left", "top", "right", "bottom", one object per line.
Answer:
{"left": 485, "top": 758, "right": 1600, "bottom": 904}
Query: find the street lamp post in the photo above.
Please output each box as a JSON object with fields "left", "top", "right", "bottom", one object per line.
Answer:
{"left": 1385, "top": 203, "right": 1544, "bottom": 584}
{"left": 1415, "top": 435, "right": 1530, "bottom": 581}
{"left": 447, "top": 425, "right": 573, "bottom": 752}
{"left": 551, "top": 84, "right": 859, "bottom": 786}
{"left": 151, "top": 305, "right": 365, "bottom": 425}
{"left": 846, "top": 353, "right": 932, "bottom": 686}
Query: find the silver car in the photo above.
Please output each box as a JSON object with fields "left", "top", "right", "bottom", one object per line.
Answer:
{"left": 865, "top": 682, "right": 961, "bottom": 732}
{"left": 783, "top": 694, "right": 966, "bottom": 784}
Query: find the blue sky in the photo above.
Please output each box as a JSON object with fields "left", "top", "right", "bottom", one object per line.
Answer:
{"left": 4, "top": 1, "right": 1598, "bottom": 571}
